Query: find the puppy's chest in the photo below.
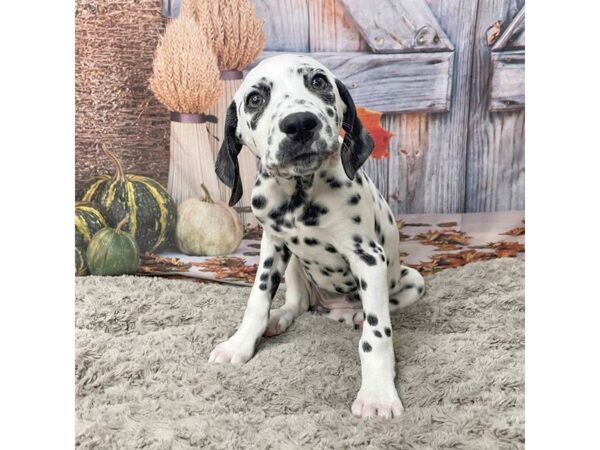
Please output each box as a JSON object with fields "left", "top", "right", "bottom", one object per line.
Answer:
{"left": 252, "top": 191, "right": 359, "bottom": 294}
{"left": 251, "top": 178, "right": 335, "bottom": 234}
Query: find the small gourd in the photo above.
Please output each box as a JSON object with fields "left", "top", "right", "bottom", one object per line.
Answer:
{"left": 175, "top": 184, "right": 243, "bottom": 256}
{"left": 86, "top": 215, "right": 140, "bottom": 276}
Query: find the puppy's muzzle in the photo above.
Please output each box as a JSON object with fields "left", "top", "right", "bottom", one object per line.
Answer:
{"left": 279, "top": 112, "right": 320, "bottom": 144}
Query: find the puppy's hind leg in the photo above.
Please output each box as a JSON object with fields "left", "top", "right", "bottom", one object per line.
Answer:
{"left": 388, "top": 265, "right": 426, "bottom": 310}
{"left": 264, "top": 255, "right": 310, "bottom": 337}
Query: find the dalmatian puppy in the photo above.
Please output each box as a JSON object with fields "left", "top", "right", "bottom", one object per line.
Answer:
{"left": 210, "top": 54, "right": 425, "bottom": 418}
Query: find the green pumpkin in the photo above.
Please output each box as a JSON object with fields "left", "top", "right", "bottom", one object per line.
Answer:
{"left": 78, "top": 144, "right": 177, "bottom": 252}
{"left": 75, "top": 247, "right": 86, "bottom": 276}
{"left": 86, "top": 215, "right": 140, "bottom": 276}
{"left": 75, "top": 201, "right": 108, "bottom": 276}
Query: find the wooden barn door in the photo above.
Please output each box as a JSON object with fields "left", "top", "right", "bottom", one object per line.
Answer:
{"left": 252, "top": 0, "right": 525, "bottom": 214}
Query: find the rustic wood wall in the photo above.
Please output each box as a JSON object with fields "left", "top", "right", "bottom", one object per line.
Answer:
{"left": 75, "top": 0, "right": 525, "bottom": 213}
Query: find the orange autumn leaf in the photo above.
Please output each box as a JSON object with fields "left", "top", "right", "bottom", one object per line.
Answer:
{"left": 356, "top": 106, "right": 393, "bottom": 159}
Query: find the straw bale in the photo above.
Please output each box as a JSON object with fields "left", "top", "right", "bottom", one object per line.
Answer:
{"left": 75, "top": 0, "right": 170, "bottom": 190}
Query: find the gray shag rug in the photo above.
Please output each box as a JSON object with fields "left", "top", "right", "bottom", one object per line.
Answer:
{"left": 76, "top": 258, "right": 524, "bottom": 449}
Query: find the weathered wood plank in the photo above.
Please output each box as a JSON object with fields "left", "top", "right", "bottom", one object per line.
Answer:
{"left": 466, "top": 0, "right": 525, "bottom": 212}
{"left": 420, "top": 0, "right": 480, "bottom": 213}
{"left": 490, "top": 50, "right": 524, "bottom": 111}
{"left": 305, "top": 0, "right": 389, "bottom": 198}
{"left": 252, "top": 51, "right": 453, "bottom": 113}
{"left": 253, "top": 0, "right": 310, "bottom": 51}
{"left": 338, "top": 0, "right": 453, "bottom": 53}
{"left": 307, "top": 0, "right": 367, "bottom": 52}
{"left": 387, "top": 113, "right": 429, "bottom": 214}
{"left": 492, "top": 5, "right": 525, "bottom": 51}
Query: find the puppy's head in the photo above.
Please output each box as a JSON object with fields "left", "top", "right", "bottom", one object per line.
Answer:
{"left": 216, "top": 54, "right": 374, "bottom": 206}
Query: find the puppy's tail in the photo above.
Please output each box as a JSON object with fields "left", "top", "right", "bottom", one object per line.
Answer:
{"left": 389, "top": 266, "right": 426, "bottom": 310}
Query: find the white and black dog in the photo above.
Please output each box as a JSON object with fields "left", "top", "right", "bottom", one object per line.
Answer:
{"left": 210, "top": 54, "right": 425, "bottom": 418}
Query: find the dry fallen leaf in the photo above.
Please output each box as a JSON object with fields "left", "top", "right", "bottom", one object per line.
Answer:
{"left": 356, "top": 106, "right": 393, "bottom": 160}
{"left": 193, "top": 256, "right": 257, "bottom": 283}
{"left": 486, "top": 20, "right": 503, "bottom": 45}
{"left": 138, "top": 252, "right": 192, "bottom": 274}
{"left": 500, "top": 226, "right": 525, "bottom": 236}
{"left": 414, "top": 229, "right": 471, "bottom": 247}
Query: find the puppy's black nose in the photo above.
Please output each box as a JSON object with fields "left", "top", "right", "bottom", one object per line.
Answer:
{"left": 279, "top": 112, "right": 319, "bottom": 142}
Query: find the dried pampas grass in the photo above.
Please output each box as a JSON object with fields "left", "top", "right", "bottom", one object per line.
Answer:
{"left": 182, "top": 0, "right": 264, "bottom": 71}
{"left": 181, "top": 0, "right": 265, "bottom": 226}
{"left": 150, "top": 16, "right": 223, "bottom": 205}
{"left": 150, "top": 16, "right": 221, "bottom": 113}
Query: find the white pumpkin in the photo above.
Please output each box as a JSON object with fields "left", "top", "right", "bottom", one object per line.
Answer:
{"left": 175, "top": 185, "right": 243, "bottom": 256}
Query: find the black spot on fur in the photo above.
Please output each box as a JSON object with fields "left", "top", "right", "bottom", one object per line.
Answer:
{"left": 334, "top": 285, "right": 345, "bottom": 293}
{"left": 320, "top": 269, "right": 330, "bottom": 277}
{"left": 299, "top": 202, "right": 329, "bottom": 226}
{"left": 259, "top": 282, "right": 267, "bottom": 291}
{"left": 390, "top": 298, "right": 399, "bottom": 305}
{"left": 356, "top": 173, "right": 363, "bottom": 185}
{"left": 388, "top": 212, "right": 394, "bottom": 224}
{"left": 255, "top": 178, "right": 262, "bottom": 186}
{"left": 348, "top": 194, "right": 361, "bottom": 205}
{"left": 374, "top": 218, "right": 381, "bottom": 235}
{"left": 281, "top": 246, "right": 291, "bottom": 263}
{"left": 304, "top": 237, "right": 320, "bottom": 246}
{"left": 270, "top": 271, "right": 281, "bottom": 298}
{"left": 325, "top": 244, "right": 337, "bottom": 253}
{"left": 352, "top": 215, "right": 361, "bottom": 224}
{"left": 263, "top": 257, "right": 273, "bottom": 268}
{"left": 326, "top": 177, "right": 342, "bottom": 189}
{"left": 401, "top": 268, "right": 409, "bottom": 277}
{"left": 252, "top": 195, "right": 267, "bottom": 209}
{"left": 353, "top": 234, "right": 363, "bottom": 244}
{"left": 390, "top": 280, "right": 396, "bottom": 290}
{"left": 418, "top": 286, "right": 424, "bottom": 295}
{"left": 360, "top": 279, "right": 368, "bottom": 290}
{"left": 260, "top": 272, "right": 269, "bottom": 281}
{"left": 362, "top": 341, "right": 372, "bottom": 352}
{"left": 384, "top": 327, "right": 391, "bottom": 337}
{"left": 291, "top": 236, "right": 299, "bottom": 245}
{"left": 326, "top": 107, "right": 335, "bottom": 117}
{"left": 366, "top": 314, "right": 378, "bottom": 326}
{"left": 338, "top": 318, "right": 344, "bottom": 323}
{"left": 355, "top": 251, "right": 377, "bottom": 266}
{"left": 374, "top": 330, "right": 382, "bottom": 338}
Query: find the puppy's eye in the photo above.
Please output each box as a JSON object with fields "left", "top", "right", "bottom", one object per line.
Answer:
{"left": 246, "top": 93, "right": 265, "bottom": 109}
{"left": 311, "top": 74, "right": 329, "bottom": 90}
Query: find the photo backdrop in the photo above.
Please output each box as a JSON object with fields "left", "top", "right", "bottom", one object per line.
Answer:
{"left": 75, "top": 0, "right": 525, "bottom": 216}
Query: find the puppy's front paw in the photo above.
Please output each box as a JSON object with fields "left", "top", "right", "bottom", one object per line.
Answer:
{"left": 263, "top": 308, "right": 294, "bottom": 337}
{"left": 351, "top": 387, "right": 404, "bottom": 418}
{"left": 208, "top": 338, "right": 255, "bottom": 364}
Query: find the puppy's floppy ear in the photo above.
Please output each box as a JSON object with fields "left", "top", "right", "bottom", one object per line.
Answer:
{"left": 335, "top": 79, "right": 374, "bottom": 180}
{"left": 215, "top": 101, "right": 243, "bottom": 206}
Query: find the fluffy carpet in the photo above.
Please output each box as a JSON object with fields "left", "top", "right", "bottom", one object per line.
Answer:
{"left": 76, "top": 258, "right": 524, "bottom": 449}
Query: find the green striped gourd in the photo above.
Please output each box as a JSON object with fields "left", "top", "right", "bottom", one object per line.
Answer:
{"left": 86, "top": 215, "right": 140, "bottom": 276}
{"left": 78, "top": 145, "right": 177, "bottom": 252}
{"left": 75, "top": 201, "right": 108, "bottom": 276}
